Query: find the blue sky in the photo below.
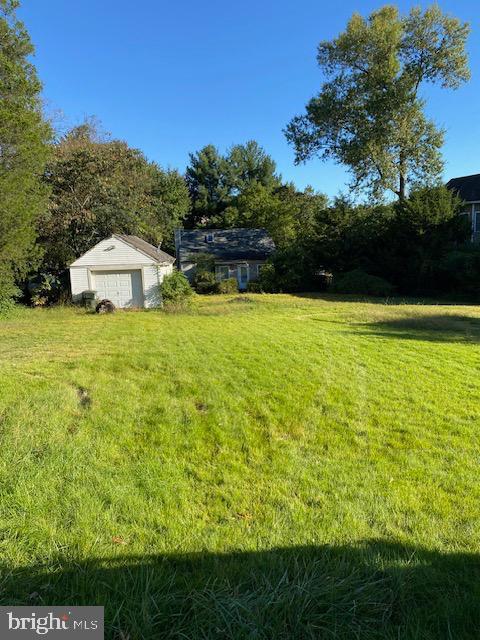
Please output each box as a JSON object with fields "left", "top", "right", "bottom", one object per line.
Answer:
{"left": 18, "top": 0, "right": 480, "bottom": 199}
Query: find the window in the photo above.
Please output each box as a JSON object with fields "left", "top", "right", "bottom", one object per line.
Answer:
{"left": 205, "top": 233, "right": 214, "bottom": 243}
{"left": 249, "top": 264, "right": 259, "bottom": 279}
{"left": 474, "top": 204, "right": 480, "bottom": 233}
{"left": 216, "top": 265, "right": 229, "bottom": 281}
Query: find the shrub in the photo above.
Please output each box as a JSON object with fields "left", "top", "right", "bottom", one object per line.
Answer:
{"left": 216, "top": 278, "right": 238, "bottom": 294}
{"left": 0, "top": 292, "right": 15, "bottom": 316}
{"left": 28, "top": 272, "right": 61, "bottom": 307}
{"left": 332, "top": 269, "right": 394, "bottom": 297}
{"left": 246, "top": 280, "right": 263, "bottom": 293}
{"left": 160, "top": 270, "right": 193, "bottom": 305}
{"left": 257, "top": 263, "right": 278, "bottom": 293}
{"left": 193, "top": 270, "right": 217, "bottom": 294}
{"left": 437, "top": 246, "right": 480, "bottom": 297}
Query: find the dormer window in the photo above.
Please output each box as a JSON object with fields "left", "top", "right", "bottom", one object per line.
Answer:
{"left": 205, "top": 232, "right": 214, "bottom": 243}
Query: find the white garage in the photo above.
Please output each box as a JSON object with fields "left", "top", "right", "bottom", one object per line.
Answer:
{"left": 69, "top": 234, "right": 175, "bottom": 308}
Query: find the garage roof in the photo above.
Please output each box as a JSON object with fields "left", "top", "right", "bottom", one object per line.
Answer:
{"left": 114, "top": 235, "right": 175, "bottom": 264}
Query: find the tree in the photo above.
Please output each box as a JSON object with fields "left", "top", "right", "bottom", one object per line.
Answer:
{"left": 285, "top": 5, "right": 470, "bottom": 200}
{"left": 185, "top": 141, "right": 280, "bottom": 227}
{"left": 0, "top": 0, "right": 52, "bottom": 307}
{"left": 227, "top": 140, "right": 279, "bottom": 194}
{"left": 40, "top": 122, "right": 189, "bottom": 271}
{"left": 185, "top": 145, "right": 229, "bottom": 227}
{"left": 232, "top": 182, "right": 327, "bottom": 247}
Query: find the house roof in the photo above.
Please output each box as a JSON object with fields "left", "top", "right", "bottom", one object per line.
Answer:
{"left": 114, "top": 235, "right": 175, "bottom": 264}
{"left": 176, "top": 228, "right": 276, "bottom": 263}
{"left": 446, "top": 174, "right": 480, "bottom": 203}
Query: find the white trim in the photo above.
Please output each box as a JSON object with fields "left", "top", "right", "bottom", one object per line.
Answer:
{"left": 71, "top": 263, "right": 155, "bottom": 270}
{"left": 237, "top": 264, "right": 249, "bottom": 289}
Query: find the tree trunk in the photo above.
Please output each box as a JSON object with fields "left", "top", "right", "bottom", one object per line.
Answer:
{"left": 399, "top": 172, "right": 406, "bottom": 201}
{"left": 398, "top": 152, "right": 406, "bottom": 201}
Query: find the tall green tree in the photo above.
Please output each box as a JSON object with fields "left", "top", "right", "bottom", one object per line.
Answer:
{"left": 185, "top": 141, "right": 280, "bottom": 227}
{"left": 285, "top": 5, "right": 470, "bottom": 200}
{"left": 227, "top": 140, "right": 279, "bottom": 194}
{"left": 40, "top": 122, "right": 189, "bottom": 270}
{"left": 185, "top": 145, "right": 229, "bottom": 227}
{"left": 0, "top": 0, "right": 52, "bottom": 306}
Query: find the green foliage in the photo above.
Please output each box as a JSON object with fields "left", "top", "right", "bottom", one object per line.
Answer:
{"left": 0, "top": 0, "right": 52, "bottom": 305}
{"left": 189, "top": 252, "right": 215, "bottom": 273}
{"left": 332, "top": 269, "right": 394, "bottom": 297}
{"left": 28, "top": 272, "right": 61, "bottom": 307}
{"left": 216, "top": 278, "right": 238, "bottom": 294}
{"left": 185, "top": 141, "right": 281, "bottom": 228}
{"left": 40, "top": 121, "right": 190, "bottom": 271}
{"left": 246, "top": 280, "right": 263, "bottom": 293}
{"left": 257, "top": 263, "right": 278, "bottom": 293}
{"left": 289, "top": 186, "right": 468, "bottom": 296}
{"left": 384, "top": 185, "right": 468, "bottom": 293}
{"left": 286, "top": 5, "right": 470, "bottom": 200}
{"left": 437, "top": 246, "right": 480, "bottom": 298}
{"left": 193, "top": 270, "right": 217, "bottom": 294}
{"left": 160, "top": 270, "right": 193, "bottom": 306}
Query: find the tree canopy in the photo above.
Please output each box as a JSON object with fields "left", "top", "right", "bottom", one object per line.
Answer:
{"left": 0, "top": 0, "right": 52, "bottom": 306}
{"left": 40, "top": 122, "right": 190, "bottom": 271}
{"left": 285, "top": 5, "right": 470, "bottom": 200}
{"left": 185, "top": 141, "right": 281, "bottom": 228}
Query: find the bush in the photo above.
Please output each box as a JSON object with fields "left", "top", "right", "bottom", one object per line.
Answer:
{"left": 332, "top": 269, "right": 394, "bottom": 297}
{"left": 246, "top": 280, "right": 263, "bottom": 293}
{"left": 437, "top": 246, "right": 480, "bottom": 297}
{"left": 193, "top": 270, "right": 217, "bottom": 294}
{"left": 0, "top": 292, "right": 15, "bottom": 316}
{"left": 160, "top": 270, "right": 193, "bottom": 305}
{"left": 257, "top": 263, "right": 278, "bottom": 293}
{"left": 216, "top": 278, "right": 238, "bottom": 294}
{"left": 28, "top": 272, "right": 61, "bottom": 307}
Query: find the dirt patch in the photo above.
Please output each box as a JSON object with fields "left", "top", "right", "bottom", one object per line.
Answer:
{"left": 76, "top": 386, "right": 91, "bottom": 409}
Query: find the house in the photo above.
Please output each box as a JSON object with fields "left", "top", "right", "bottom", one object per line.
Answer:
{"left": 446, "top": 174, "right": 480, "bottom": 241}
{"left": 174, "top": 228, "right": 275, "bottom": 289}
{"left": 69, "top": 234, "right": 175, "bottom": 308}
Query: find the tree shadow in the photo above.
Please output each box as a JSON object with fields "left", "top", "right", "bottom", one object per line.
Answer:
{"left": 356, "top": 314, "right": 480, "bottom": 343}
{"left": 1, "top": 540, "right": 479, "bottom": 639}
{"left": 293, "top": 292, "right": 479, "bottom": 306}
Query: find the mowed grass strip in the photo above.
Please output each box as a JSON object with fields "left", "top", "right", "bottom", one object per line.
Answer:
{"left": 0, "top": 294, "right": 479, "bottom": 639}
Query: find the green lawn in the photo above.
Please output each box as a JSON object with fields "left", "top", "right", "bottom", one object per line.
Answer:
{"left": 0, "top": 294, "right": 479, "bottom": 639}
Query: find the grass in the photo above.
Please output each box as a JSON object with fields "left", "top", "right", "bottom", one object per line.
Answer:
{"left": 0, "top": 293, "right": 479, "bottom": 638}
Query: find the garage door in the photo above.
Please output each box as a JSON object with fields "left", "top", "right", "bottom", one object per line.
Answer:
{"left": 92, "top": 270, "right": 143, "bottom": 308}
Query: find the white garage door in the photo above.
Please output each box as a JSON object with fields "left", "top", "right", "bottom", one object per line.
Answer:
{"left": 92, "top": 270, "right": 143, "bottom": 308}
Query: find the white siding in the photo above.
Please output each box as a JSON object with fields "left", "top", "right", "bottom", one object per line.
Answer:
{"left": 69, "top": 267, "right": 90, "bottom": 302}
{"left": 70, "top": 236, "right": 154, "bottom": 267}
{"left": 69, "top": 236, "right": 174, "bottom": 308}
{"left": 143, "top": 264, "right": 173, "bottom": 308}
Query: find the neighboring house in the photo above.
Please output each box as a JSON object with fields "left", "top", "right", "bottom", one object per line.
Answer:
{"left": 447, "top": 174, "right": 480, "bottom": 242}
{"left": 174, "top": 228, "right": 275, "bottom": 289}
{"left": 69, "top": 234, "right": 175, "bottom": 308}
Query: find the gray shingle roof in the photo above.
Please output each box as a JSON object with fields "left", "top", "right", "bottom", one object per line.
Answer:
{"left": 176, "top": 228, "right": 275, "bottom": 263}
{"left": 447, "top": 174, "right": 480, "bottom": 203}
{"left": 115, "top": 235, "right": 175, "bottom": 264}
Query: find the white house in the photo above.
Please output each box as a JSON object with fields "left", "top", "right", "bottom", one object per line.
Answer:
{"left": 69, "top": 234, "right": 175, "bottom": 308}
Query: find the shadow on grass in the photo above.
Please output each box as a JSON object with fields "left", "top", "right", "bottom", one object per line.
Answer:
{"left": 293, "top": 292, "right": 480, "bottom": 306}
{"left": 357, "top": 314, "right": 480, "bottom": 343}
{"left": 1, "top": 540, "right": 479, "bottom": 639}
